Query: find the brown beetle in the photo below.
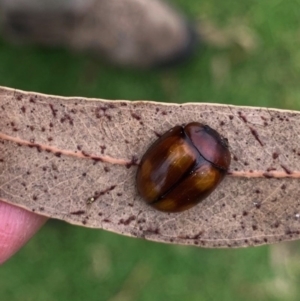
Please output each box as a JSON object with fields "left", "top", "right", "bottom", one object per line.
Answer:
{"left": 136, "top": 122, "right": 231, "bottom": 212}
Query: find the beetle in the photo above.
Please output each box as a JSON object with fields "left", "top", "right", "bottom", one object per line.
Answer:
{"left": 136, "top": 122, "right": 231, "bottom": 212}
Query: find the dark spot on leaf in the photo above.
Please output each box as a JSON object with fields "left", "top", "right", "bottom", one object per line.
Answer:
{"left": 100, "top": 145, "right": 106, "bottom": 154}
{"left": 119, "top": 216, "right": 136, "bottom": 225}
{"left": 50, "top": 163, "right": 58, "bottom": 171}
{"left": 71, "top": 210, "right": 86, "bottom": 215}
{"left": 249, "top": 127, "right": 264, "bottom": 146}
{"left": 254, "top": 203, "right": 261, "bottom": 209}
{"left": 281, "top": 164, "right": 292, "bottom": 174}
{"left": 131, "top": 112, "right": 141, "bottom": 121}
{"left": 92, "top": 156, "right": 103, "bottom": 163}
{"left": 192, "top": 232, "right": 203, "bottom": 239}
{"left": 60, "top": 114, "right": 74, "bottom": 126}
{"left": 238, "top": 111, "right": 247, "bottom": 123}
{"left": 91, "top": 185, "right": 116, "bottom": 202}
{"left": 49, "top": 104, "right": 57, "bottom": 118}
{"left": 263, "top": 172, "right": 273, "bottom": 178}
{"left": 145, "top": 227, "right": 160, "bottom": 235}
{"left": 29, "top": 143, "right": 42, "bottom": 152}
{"left": 285, "top": 229, "right": 294, "bottom": 236}
{"left": 82, "top": 151, "right": 90, "bottom": 157}
{"left": 126, "top": 156, "right": 139, "bottom": 168}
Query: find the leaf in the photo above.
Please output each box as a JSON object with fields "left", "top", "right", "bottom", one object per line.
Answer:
{"left": 1, "top": 86, "right": 300, "bottom": 248}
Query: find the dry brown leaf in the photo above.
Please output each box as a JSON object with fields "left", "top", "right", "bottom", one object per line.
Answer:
{"left": 1, "top": 86, "right": 300, "bottom": 248}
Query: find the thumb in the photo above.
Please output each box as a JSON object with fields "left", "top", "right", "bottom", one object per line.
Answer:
{"left": 0, "top": 201, "right": 47, "bottom": 265}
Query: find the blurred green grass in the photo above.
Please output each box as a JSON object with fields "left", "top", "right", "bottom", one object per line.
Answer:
{"left": 1, "top": 0, "right": 300, "bottom": 300}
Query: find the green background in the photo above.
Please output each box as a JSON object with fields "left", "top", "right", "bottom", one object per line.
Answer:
{"left": 1, "top": 0, "right": 300, "bottom": 300}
